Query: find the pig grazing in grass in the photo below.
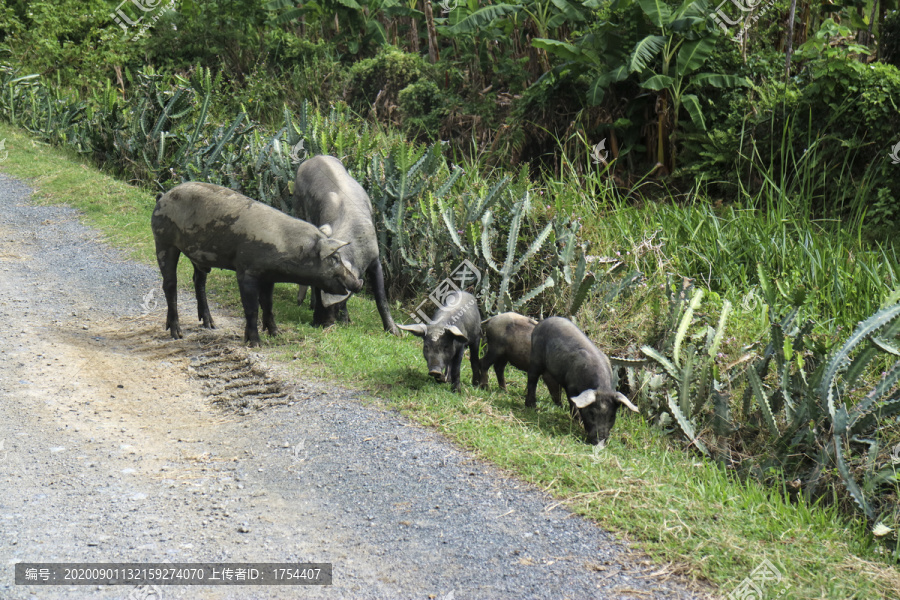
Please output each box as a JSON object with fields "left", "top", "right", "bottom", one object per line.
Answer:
{"left": 526, "top": 316, "right": 639, "bottom": 445}
{"left": 151, "top": 182, "right": 362, "bottom": 347}
{"left": 293, "top": 155, "right": 400, "bottom": 336}
{"left": 398, "top": 291, "right": 483, "bottom": 393}
{"left": 480, "top": 312, "right": 560, "bottom": 402}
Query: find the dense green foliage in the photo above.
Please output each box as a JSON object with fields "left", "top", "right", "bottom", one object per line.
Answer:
{"left": 3, "top": 0, "right": 900, "bottom": 227}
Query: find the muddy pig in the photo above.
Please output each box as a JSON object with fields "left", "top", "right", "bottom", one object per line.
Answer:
{"left": 293, "top": 155, "right": 399, "bottom": 336}
{"left": 526, "top": 316, "right": 639, "bottom": 445}
{"left": 480, "top": 312, "right": 560, "bottom": 402}
{"left": 398, "top": 291, "right": 483, "bottom": 392}
{"left": 151, "top": 182, "right": 362, "bottom": 346}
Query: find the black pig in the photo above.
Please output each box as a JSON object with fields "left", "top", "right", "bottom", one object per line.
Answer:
{"left": 151, "top": 182, "right": 363, "bottom": 346}
{"left": 398, "top": 291, "right": 483, "bottom": 392}
{"left": 526, "top": 316, "right": 639, "bottom": 445}
{"left": 293, "top": 155, "right": 400, "bottom": 336}
{"left": 480, "top": 312, "right": 560, "bottom": 402}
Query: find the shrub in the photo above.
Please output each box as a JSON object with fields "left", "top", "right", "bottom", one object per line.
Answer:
{"left": 398, "top": 80, "right": 445, "bottom": 138}
{"left": 343, "top": 46, "right": 435, "bottom": 123}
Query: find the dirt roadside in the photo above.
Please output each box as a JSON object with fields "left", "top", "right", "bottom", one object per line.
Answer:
{"left": 0, "top": 174, "right": 712, "bottom": 599}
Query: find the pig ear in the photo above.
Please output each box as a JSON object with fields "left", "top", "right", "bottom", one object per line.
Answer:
{"left": 615, "top": 392, "right": 640, "bottom": 412}
{"left": 318, "top": 237, "right": 350, "bottom": 260}
{"left": 318, "top": 224, "right": 333, "bottom": 237}
{"left": 321, "top": 292, "right": 350, "bottom": 307}
{"left": 571, "top": 389, "right": 597, "bottom": 409}
{"left": 397, "top": 323, "right": 428, "bottom": 337}
{"left": 446, "top": 325, "right": 468, "bottom": 343}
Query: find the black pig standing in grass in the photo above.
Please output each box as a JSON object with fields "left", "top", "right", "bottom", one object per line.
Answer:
{"left": 151, "top": 182, "right": 362, "bottom": 346}
{"left": 526, "top": 316, "right": 639, "bottom": 446}
{"left": 398, "top": 291, "right": 483, "bottom": 392}
{"left": 480, "top": 312, "right": 561, "bottom": 402}
{"left": 293, "top": 155, "right": 400, "bottom": 336}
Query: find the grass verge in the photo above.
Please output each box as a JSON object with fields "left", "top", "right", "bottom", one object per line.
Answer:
{"left": 2, "top": 122, "right": 898, "bottom": 599}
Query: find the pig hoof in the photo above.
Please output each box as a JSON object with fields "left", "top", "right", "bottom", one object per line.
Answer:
{"left": 388, "top": 325, "right": 401, "bottom": 337}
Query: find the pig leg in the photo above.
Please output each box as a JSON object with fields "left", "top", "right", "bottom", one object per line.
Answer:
{"left": 335, "top": 299, "right": 350, "bottom": 324}
{"left": 525, "top": 365, "right": 543, "bottom": 408}
{"left": 191, "top": 263, "right": 214, "bottom": 329}
{"left": 156, "top": 244, "right": 182, "bottom": 340}
{"left": 259, "top": 281, "right": 278, "bottom": 336}
{"left": 468, "top": 339, "right": 483, "bottom": 388}
{"left": 312, "top": 289, "right": 337, "bottom": 327}
{"left": 236, "top": 272, "right": 262, "bottom": 347}
{"left": 494, "top": 359, "right": 509, "bottom": 391}
{"left": 479, "top": 345, "right": 499, "bottom": 389}
{"left": 297, "top": 285, "right": 308, "bottom": 307}
{"left": 450, "top": 346, "right": 465, "bottom": 393}
{"left": 367, "top": 260, "right": 400, "bottom": 336}
{"left": 544, "top": 374, "right": 562, "bottom": 406}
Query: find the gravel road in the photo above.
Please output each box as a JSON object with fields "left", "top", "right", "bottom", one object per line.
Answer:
{"left": 0, "top": 173, "right": 712, "bottom": 599}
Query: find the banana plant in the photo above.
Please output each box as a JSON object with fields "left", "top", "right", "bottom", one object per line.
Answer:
{"left": 627, "top": 0, "right": 752, "bottom": 170}
{"left": 534, "top": 0, "right": 751, "bottom": 171}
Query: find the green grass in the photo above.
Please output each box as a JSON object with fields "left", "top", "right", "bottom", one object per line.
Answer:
{"left": 3, "top": 121, "right": 900, "bottom": 599}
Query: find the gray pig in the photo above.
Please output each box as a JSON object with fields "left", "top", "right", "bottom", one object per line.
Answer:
{"left": 526, "top": 316, "right": 639, "bottom": 445}
{"left": 480, "top": 312, "right": 560, "bottom": 402}
{"left": 293, "top": 155, "right": 399, "bottom": 336}
{"left": 151, "top": 182, "right": 362, "bottom": 346}
{"left": 398, "top": 291, "right": 483, "bottom": 392}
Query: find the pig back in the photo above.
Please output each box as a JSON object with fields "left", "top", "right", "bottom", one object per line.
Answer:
{"left": 293, "top": 156, "right": 378, "bottom": 275}
{"left": 484, "top": 312, "right": 536, "bottom": 370}
{"left": 532, "top": 317, "right": 612, "bottom": 392}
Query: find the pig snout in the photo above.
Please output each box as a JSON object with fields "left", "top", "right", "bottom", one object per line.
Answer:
{"left": 587, "top": 426, "right": 609, "bottom": 446}
{"left": 428, "top": 367, "right": 447, "bottom": 382}
{"left": 346, "top": 275, "right": 364, "bottom": 293}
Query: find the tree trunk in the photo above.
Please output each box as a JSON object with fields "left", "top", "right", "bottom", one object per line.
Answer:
{"left": 656, "top": 90, "right": 669, "bottom": 175}
{"left": 410, "top": 2, "right": 420, "bottom": 53}
{"left": 424, "top": 1, "right": 439, "bottom": 63}
{"left": 865, "top": 0, "right": 879, "bottom": 56}
{"left": 784, "top": 0, "right": 798, "bottom": 78}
